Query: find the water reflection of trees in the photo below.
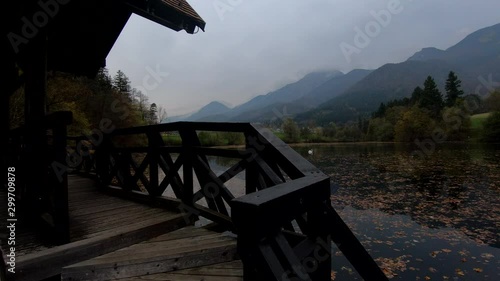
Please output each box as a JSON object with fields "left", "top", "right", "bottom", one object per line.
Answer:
{"left": 296, "top": 144, "right": 500, "bottom": 248}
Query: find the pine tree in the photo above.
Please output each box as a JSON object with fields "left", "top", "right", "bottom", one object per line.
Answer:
{"left": 410, "top": 86, "right": 424, "bottom": 105}
{"left": 113, "top": 70, "right": 131, "bottom": 99}
{"left": 445, "top": 71, "right": 464, "bottom": 107}
{"left": 419, "top": 76, "right": 443, "bottom": 119}
{"left": 149, "top": 103, "right": 158, "bottom": 125}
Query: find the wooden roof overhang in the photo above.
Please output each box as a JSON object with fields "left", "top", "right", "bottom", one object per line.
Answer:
{"left": 3, "top": 0, "right": 206, "bottom": 79}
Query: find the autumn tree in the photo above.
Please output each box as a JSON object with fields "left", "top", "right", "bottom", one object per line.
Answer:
{"left": 394, "top": 107, "right": 436, "bottom": 142}
{"left": 482, "top": 111, "right": 500, "bottom": 142}
{"left": 157, "top": 105, "right": 168, "bottom": 123}
{"left": 282, "top": 118, "right": 300, "bottom": 143}
{"left": 484, "top": 91, "right": 500, "bottom": 112}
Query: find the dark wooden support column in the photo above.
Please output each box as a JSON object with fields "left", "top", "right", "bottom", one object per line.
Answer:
{"left": 147, "top": 131, "right": 161, "bottom": 196}
{"left": 1, "top": 47, "right": 18, "bottom": 177}
{"left": 23, "top": 33, "right": 48, "bottom": 221}
{"left": 48, "top": 111, "right": 73, "bottom": 244}
{"left": 1, "top": 92, "right": 9, "bottom": 171}
{"left": 244, "top": 132, "right": 258, "bottom": 194}
{"left": 179, "top": 129, "right": 197, "bottom": 204}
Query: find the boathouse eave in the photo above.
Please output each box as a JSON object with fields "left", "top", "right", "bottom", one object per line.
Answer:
{"left": 5, "top": 0, "right": 206, "bottom": 78}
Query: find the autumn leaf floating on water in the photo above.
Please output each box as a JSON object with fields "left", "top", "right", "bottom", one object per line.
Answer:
{"left": 455, "top": 268, "right": 465, "bottom": 276}
{"left": 473, "top": 267, "right": 483, "bottom": 273}
{"left": 375, "top": 256, "right": 410, "bottom": 279}
{"left": 480, "top": 252, "right": 494, "bottom": 259}
{"left": 429, "top": 250, "right": 441, "bottom": 258}
{"left": 330, "top": 270, "right": 337, "bottom": 280}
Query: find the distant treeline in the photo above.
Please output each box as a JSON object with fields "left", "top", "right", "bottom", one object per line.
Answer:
{"left": 281, "top": 72, "right": 500, "bottom": 143}
{"left": 9, "top": 68, "right": 165, "bottom": 136}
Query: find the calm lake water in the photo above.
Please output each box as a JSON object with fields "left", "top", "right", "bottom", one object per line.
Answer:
{"left": 292, "top": 143, "right": 500, "bottom": 280}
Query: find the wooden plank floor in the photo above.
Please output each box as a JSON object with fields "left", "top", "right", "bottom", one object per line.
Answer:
{"left": 62, "top": 226, "right": 239, "bottom": 281}
{"left": 1, "top": 175, "right": 188, "bottom": 281}
{"left": 1, "top": 175, "right": 183, "bottom": 256}
{"left": 117, "top": 260, "right": 244, "bottom": 281}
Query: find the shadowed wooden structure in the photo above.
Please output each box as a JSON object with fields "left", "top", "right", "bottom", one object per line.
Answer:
{"left": 1, "top": 1, "right": 389, "bottom": 281}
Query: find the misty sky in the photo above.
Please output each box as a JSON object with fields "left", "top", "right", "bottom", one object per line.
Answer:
{"left": 106, "top": 0, "right": 500, "bottom": 117}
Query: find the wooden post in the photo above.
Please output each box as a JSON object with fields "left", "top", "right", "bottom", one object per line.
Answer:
{"left": 147, "top": 131, "right": 160, "bottom": 196}
{"left": 179, "top": 129, "right": 196, "bottom": 205}
{"left": 244, "top": 132, "right": 257, "bottom": 194}
{"left": 49, "top": 111, "right": 73, "bottom": 244}
{"left": 307, "top": 200, "right": 331, "bottom": 281}
{"left": 23, "top": 33, "right": 48, "bottom": 217}
{"left": 1, "top": 92, "right": 9, "bottom": 172}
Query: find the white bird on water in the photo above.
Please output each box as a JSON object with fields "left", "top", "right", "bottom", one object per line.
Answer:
{"left": 308, "top": 149, "right": 313, "bottom": 155}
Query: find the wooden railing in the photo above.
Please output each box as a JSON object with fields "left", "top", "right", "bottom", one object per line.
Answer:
{"left": 76, "top": 122, "right": 387, "bottom": 281}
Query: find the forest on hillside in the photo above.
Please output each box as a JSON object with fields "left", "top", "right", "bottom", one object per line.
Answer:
{"left": 8, "top": 69, "right": 499, "bottom": 144}
{"left": 281, "top": 72, "right": 500, "bottom": 143}
{"left": 9, "top": 69, "right": 165, "bottom": 136}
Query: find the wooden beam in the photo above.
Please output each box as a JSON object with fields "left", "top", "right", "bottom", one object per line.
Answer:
{"left": 232, "top": 176, "right": 330, "bottom": 238}
{"left": 324, "top": 204, "right": 388, "bottom": 281}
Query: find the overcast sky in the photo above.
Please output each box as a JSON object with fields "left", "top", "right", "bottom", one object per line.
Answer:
{"left": 106, "top": 0, "right": 500, "bottom": 117}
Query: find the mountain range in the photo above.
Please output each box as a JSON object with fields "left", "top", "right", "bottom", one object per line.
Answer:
{"left": 169, "top": 23, "right": 500, "bottom": 124}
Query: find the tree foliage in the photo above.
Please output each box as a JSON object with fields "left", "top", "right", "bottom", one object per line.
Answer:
{"left": 482, "top": 111, "right": 500, "bottom": 142}
{"left": 445, "top": 71, "right": 464, "bottom": 107}
{"left": 394, "top": 107, "right": 436, "bottom": 142}
{"left": 419, "top": 76, "right": 444, "bottom": 119}
{"left": 282, "top": 118, "right": 300, "bottom": 143}
{"left": 484, "top": 91, "right": 500, "bottom": 112}
{"left": 8, "top": 68, "right": 165, "bottom": 136}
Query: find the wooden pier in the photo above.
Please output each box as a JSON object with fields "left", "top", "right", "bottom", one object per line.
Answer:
{"left": 2, "top": 122, "right": 389, "bottom": 281}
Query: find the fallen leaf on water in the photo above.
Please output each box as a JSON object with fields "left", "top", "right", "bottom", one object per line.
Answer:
{"left": 424, "top": 276, "right": 431, "bottom": 280}
{"left": 480, "top": 253, "right": 494, "bottom": 259}
{"left": 455, "top": 268, "right": 465, "bottom": 276}
{"left": 442, "top": 249, "right": 452, "bottom": 253}
{"left": 473, "top": 268, "right": 483, "bottom": 273}
{"left": 430, "top": 251, "right": 441, "bottom": 258}
{"left": 429, "top": 267, "right": 437, "bottom": 273}
{"left": 331, "top": 270, "right": 337, "bottom": 280}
